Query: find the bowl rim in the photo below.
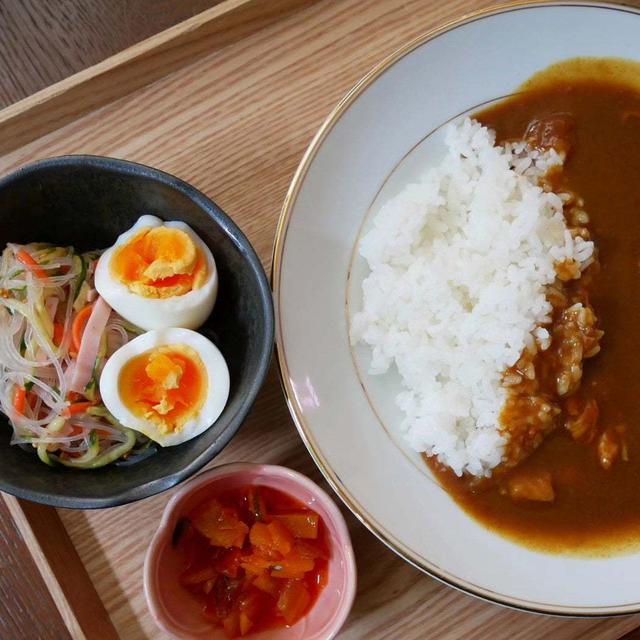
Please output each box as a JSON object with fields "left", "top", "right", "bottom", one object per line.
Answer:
{"left": 0, "top": 155, "right": 275, "bottom": 509}
{"left": 271, "top": 0, "right": 640, "bottom": 618}
{"left": 143, "top": 462, "right": 357, "bottom": 640}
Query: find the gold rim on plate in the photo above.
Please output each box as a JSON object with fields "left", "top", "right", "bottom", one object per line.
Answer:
{"left": 271, "top": 0, "right": 640, "bottom": 616}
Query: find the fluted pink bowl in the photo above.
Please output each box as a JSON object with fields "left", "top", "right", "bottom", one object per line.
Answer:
{"left": 144, "top": 463, "right": 357, "bottom": 639}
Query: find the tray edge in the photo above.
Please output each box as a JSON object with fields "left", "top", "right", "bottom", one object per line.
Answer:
{"left": 0, "top": 0, "right": 317, "bottom": 158}
{"left": 3, "top": 494, "right": 119, "bottom": 640}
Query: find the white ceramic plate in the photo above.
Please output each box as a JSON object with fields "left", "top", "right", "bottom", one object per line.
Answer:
{"left": 273, "top": 2, "right": 640, "bottom": 615}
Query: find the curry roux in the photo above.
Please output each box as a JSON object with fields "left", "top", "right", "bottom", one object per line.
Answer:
{"left": 425, "top": 58, "right": 640, "bottom": 555}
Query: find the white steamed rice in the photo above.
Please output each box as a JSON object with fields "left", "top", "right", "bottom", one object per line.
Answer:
{"left": 350, "top": 118, "right": 594, "bottom": 477}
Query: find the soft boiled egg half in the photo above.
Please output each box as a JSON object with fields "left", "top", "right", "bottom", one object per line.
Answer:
{"left": 95, "top": 215, "right": 217, "bottom": 330}
{"left": 100, "top": 328, "right": 229, "bottom": 446}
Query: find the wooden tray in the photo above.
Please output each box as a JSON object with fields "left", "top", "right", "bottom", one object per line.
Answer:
{"left": 3, "top": 0, "right": 640, "bottom": 638}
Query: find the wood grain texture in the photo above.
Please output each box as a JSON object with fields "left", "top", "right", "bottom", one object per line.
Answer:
{"left": 0, "top": 496, "right": 71, "bottom": 640}
{"left": 0, "top": 0, "right": 317, "bottom": 156}
{"left": 4, "top": 0, "right": 640, "bottom": 638}
{"left": 3, "top": 495, "right": 119, "bottom": 640}
{"left": 0, "top": 0, "right": 221, "bottom": 108}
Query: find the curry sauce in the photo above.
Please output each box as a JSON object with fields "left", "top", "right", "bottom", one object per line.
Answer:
{"left": 427, "top": 59, "right": 640, "bottom": 554}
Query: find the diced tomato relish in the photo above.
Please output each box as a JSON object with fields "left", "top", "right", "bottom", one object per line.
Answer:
{"left": 173, "top": 485, "right": 330, "bottom": 638}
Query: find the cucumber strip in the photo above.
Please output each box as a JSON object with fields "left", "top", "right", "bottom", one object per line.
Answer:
{"left": 120, "top": 320, "right": 145, "bottom": 335}
{"left": 52, "top": 429, "right": 136, "bottom": 469}
{"left": 73, "top": 281, "right": 89, "bottom": 312}
{"left": 50, "top": 431, "right": 100, "bottom": 468}
{"left": 47, "top": 416, "right": 67, "bottom": 434}
{"left": 98, "top": 333, "right": 108, "bottom": 359}
{"left": 84, "top": 377, "right": 98, "bottom": 402}
{"left": 87, "top": 406, "right": 120, "bottom": 427}
{"left": 73, "top": 254, "right": 86, "bottom": 302}
{"left": 36, "top": 301, "right": 54, "bottom": 340}
{"left": 86, "top": 405, "right": 107, "bottom": 418}
{"left": 6, "top": 299, "right": 56, "bottom": 354}
{"left": 37, "top": 443, "right": 55, "bottom": 466}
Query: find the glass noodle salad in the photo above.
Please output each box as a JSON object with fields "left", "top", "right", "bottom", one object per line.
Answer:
{"left": 0, "top": 243, "right": 155, "bottom": 468}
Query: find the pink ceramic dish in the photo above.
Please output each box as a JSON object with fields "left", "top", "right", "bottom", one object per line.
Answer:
{"left": 144, "top": 463, "right": 357, "bottom": 639}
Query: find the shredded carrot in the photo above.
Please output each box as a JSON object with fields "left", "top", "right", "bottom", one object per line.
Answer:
{"left": 63, "top": 401, "right": 95, "bottom": 417}
{"left": 72, "top": 304, "right": 93, "bottom": 352}
{"left": 13, "top": 386, "right": 26, "bottom": 415}
{"left": 53, "top": 322, "right": 65, "bottom": 347}
{"left": 69, "top": 424, "right": 84, "bottom": 437}
{"left": 15, "top": 249, "right": 48, "bottom": 281}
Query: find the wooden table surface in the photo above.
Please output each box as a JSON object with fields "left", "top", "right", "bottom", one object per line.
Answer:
{"left": 3, "top": 1, "right": 640, "bottom": 639}
{"left": 0, "top": 0, "right": 221, "bottom": 108}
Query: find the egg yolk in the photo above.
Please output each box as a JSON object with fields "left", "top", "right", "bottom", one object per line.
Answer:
{"left": 110, "top": 226, "right": 207, "bottom": 298}
{"left": 118, "top": 344, "right": 208, "bottom": 434}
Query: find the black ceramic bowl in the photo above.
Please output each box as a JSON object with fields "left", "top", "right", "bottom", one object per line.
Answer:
{"left": 0, "top": 156, "right": 274, "bottom": 508}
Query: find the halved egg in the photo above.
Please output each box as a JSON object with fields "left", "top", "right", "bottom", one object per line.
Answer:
{"left": 99, "top": 328, "right": 229, "bottom": 446}
{"left": 95, "top": 215, "right": 217, "bottom": 330}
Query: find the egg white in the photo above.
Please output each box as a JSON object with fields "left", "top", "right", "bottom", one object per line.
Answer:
{"left": 95, "top": 215, "right": 218, "bottom": 330}
{"left": 100, "top": 328, "right": 230, "bottom": 446}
